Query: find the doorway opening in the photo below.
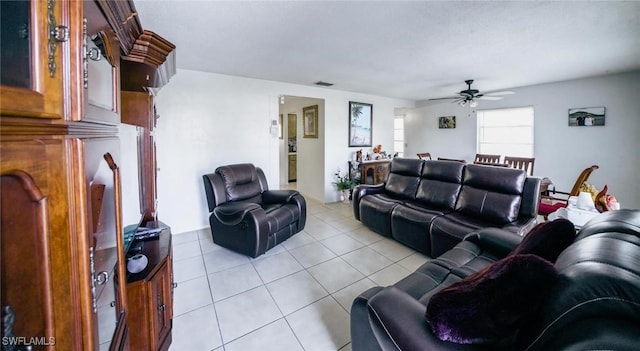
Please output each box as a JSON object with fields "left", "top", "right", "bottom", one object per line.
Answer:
{"left": 278, "top": 95, "right": 324, "bottom": 200}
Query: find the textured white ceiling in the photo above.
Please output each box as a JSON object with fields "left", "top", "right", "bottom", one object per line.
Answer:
{"left": 134, "top": 1, "right": 640, "bottom": 101}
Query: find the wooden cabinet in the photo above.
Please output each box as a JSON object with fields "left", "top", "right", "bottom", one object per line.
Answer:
{"left": 0, "top": 1, "right": 161, "bottom": 350}
{"left": 288, "top": 154, "right": 297, "bottom": 182}
{"left": 0, "top": 136, "right": 128, "bottom": 351}
{"left": 126, "top": 227, "right": 173, "bottom": 351}
{"left": 1, "top": 1, "right": 175, "bottom": 349}
{"left": 361, "top": 160, "right": 391, "bottom": 185}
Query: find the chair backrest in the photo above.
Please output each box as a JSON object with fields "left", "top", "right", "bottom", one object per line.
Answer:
{"left": 417, "top": 152, "right": 432, "bottom": 160}
{"left": 437, "top": 157, "right": 466, "bottom": 163}
{"left": 569, "top": 165, "right": 599, "bottom": 196}
{"left": 203, "top": 163, "right": 269, "bottom": 210}
{"left": 474, "top": 153, "right": 501, "bottom": 164}
{"left": 504, "top": 156, "right": 535, "bottom": 176}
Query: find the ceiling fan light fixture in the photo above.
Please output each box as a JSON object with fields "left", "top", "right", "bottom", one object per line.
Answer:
{"left": 470, "top": 100, "right": 478, "bottom": 108}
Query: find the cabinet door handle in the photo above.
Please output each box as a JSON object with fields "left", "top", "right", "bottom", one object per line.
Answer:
{"left": 157, "top": 293, "right": 165, "bottom": 321}
{"left": 47, "top": 0, "right": 69, "bottom": 77}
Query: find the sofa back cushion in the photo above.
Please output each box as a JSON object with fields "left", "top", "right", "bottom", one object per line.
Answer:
{"left": 384, "top": 158, "right": 423, "bottom": 199}
{"left": 216, "top": 163, "right": 263, "bottom": 203}
{"left": 415, "top": 160, "right": 465, "bottom": 210}
{"left": 455, "top": 164, "right": 526, "bottom": 224}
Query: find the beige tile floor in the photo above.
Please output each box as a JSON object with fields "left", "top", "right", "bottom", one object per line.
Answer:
{"left": 168, "top": 197, "right": 430, "bottom": 351}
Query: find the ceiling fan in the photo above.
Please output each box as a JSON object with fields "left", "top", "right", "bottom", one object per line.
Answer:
{"left": 429, "top": 80, "right": 515, "bottom": 107}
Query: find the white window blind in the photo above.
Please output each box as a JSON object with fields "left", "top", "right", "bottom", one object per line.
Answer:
{"left": 477, "top": 107, "right": 534, "bottom": 157}
{"left": 394, "top": 116, "right": 404, "bottom": 157}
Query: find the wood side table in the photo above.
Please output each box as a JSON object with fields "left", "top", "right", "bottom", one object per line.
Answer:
{"left": 361, "top": 160, "right": 391, "bottom": 185}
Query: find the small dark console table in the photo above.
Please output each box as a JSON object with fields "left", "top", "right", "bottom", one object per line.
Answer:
{"left": 126, "top": 222, "right": 174, "bottom": 351}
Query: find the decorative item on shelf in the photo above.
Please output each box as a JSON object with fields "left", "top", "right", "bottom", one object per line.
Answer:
{"left": 371, "top": 144, "right": 383, "bottom": 160}
{"left": 594, "top": 185, "right": 620, "bottom": 212}
{"left": 355, "top": 149, "right": 362, "bottom": 162}
{"left": 579, "top": 182, "right": 600, "bottom": 201}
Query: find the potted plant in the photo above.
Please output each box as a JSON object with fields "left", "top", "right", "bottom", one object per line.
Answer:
{"left": 333, "top": 169, "right": 355, "bottom": 203}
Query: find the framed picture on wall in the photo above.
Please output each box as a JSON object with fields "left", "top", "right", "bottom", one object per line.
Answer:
{"left": 349, "top": 101, "right": 372, "bottom": 147}
{"left": 568, "top": 107, "right": 605, "bottom": 126}
{"left": 303, "top": 105, "right": 318, "bottom": 138}
{"left": 438, "top": 116, "right": 456, "bottom": 129}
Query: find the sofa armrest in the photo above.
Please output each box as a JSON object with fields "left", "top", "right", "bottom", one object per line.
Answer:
{"left": 501, "top": 217, "right": 539, "bottom": 236}
{"left": 213, "top": 202, "right": 261, "bottom": 226}
{"left": 262, "top": 189, "right": 299, "bottom": 204}
{"left": 352, "top": 183, "right": 385, "bottom": 220}
{"left": 463, "top": 227, "right": 523, "bottom": 257}
{"left": 365, "top": 286, "right": 477, "bottom": 351}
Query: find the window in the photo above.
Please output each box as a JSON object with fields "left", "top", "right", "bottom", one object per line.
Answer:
{"left": 393, "top": 116, "right": 404, "bottom": 157}
{"left": 477, "top": 107, "right": 534, "bottom": 157}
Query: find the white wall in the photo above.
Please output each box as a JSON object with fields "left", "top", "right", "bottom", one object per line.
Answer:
{"left": 154, "top": 69, "right": 413, "bottom": 234}
{"left": 406, "top": 71, "right": 640, "bottom": 209}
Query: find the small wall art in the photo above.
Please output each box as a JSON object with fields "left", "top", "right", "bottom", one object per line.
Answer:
{"left": 568, "top": 107, "right": 605, "bottom": 126}
{"left": 438, "top": 116, "right": 456, "bottom": 129}
{"left": 349, "top": 101, "right": 372, "bottom": 147}
{"left": 303, "top": 105, "right": 319, "bottom": 138}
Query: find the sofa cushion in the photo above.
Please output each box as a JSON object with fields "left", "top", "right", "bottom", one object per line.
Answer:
{"left": 390, "top": 204, "right": 444, "bottom": 255}
{"left": 415, "top": 160, "right": 465, "bottom": 210}
{"left": 509, "top": 218, "right": 575, "bottom": 262}
{"left": 383, "top": 158, "right": 423, "bottom": 199}
{"left": 455, "top": 165, "right": 526, "bottom": 224}
{"left": 425, "top": 254, "right": 559, "bottom": 345}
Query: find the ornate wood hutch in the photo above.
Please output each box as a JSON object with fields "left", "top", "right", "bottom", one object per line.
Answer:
{"left": 0, "top": 1, "right": 175, "bottom": 350}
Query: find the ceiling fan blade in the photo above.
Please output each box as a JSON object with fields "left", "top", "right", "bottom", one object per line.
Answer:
{"left": 485, "top": 90, "right": 515, "bottom": 96}
{"left": 478, "top": 96, "right": 503, "bottom": 101}
{"left": 428, "top": 96, "right": 458, "bottom": 101}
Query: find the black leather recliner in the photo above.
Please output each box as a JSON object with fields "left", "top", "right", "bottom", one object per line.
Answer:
{"left": 202, "top": 163, "right": 306, "bottom": 258}
{"left": 351, "top": 209, "right": 640, "bottom": 351}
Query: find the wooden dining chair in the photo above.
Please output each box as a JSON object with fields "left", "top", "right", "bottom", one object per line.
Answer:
{"left": 473, "top": 154, "right": 501, "bottom": 164}
{"left": 538, "top": 165, "right": 599, "bottom": 219}
{"left": 504, "top": 156, "right": 535, "bottom": 176}
{"left": 437, "top": 157, "right": 466, "bottom": 163}
{"left": 417, "top": 152, "right": 432, "bottom": 160}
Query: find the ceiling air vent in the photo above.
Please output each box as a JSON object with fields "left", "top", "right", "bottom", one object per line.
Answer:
{"left": 315, "top": 81, "right": 334, "bottom": 87}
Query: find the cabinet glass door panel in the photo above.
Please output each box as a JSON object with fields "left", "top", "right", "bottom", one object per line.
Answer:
{"left": 0, "top": 0, "right": 64, "bottom": 119}
{"left": 82, "top": 139, "right": 127, "bottom": 350}
{"left": 82, "top": 0, "right": 121, "bottom": 124}
{"left": 0, "top": 1, "right": 31, "bottom": 88}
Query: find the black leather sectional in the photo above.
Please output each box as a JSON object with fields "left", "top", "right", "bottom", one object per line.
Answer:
{"left": 351, "top": 209, "right": 640, "bottom": 351}
{"left": 352, "top": 158, "right": 540, "bottom": 257}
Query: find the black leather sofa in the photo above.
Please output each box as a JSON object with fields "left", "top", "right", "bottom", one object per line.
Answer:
{"left": 351, "top": 209, "right": 640, "bottom": 351}
{"left": 352, "top": 158, "right": 540, "bottom": 257}
{"left": 202, "top": 163, "right": 306, "bottom": 258}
